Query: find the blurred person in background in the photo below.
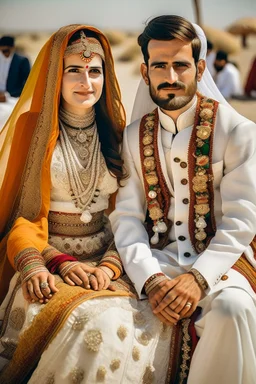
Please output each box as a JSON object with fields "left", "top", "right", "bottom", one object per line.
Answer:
{"left": 213, "top": 50, "right": 242, "bottom": 99}
{"left": 0, "top": 35, "right": 30, "bottom": 101}
{"left": 0, "top": 35, "right": 31, "bottom": 130}
{"left": 206, "top": 39, "right": 215, "bottom": 76}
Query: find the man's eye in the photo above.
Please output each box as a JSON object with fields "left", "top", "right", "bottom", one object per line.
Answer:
{"left": 155, "top": 64, "right": 165, "bottom": 69}
{"left": 175, "top": 63, "right": 187, "bottom": 67}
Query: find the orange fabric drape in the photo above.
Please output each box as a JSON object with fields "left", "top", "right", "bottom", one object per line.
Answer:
{"left": 0, "top": 25, "right": 126, "bottom": 303}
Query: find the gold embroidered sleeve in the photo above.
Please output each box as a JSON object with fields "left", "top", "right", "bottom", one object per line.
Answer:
{"left": 14, "top": 247, "right": 47, "bottom": 282}
{"left": 98, "top": 241, "right": 123, "bottom": 280}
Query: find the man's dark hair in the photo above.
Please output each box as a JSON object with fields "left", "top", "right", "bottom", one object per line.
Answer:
{"left": 215, "top": 50, "right": 228, "bottom": 62}
{"left": 207, "top": 39, "right": 213, "bottom": 51}
{"left": 0, "top": 35, "right": 15, "bottom": 47}
{"left": 138, "top": 15, "right": 201, "bottom": 65}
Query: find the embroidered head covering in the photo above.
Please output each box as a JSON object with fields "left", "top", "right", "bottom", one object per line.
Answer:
{"left": 64, "top": 30, "right": 105, "bottom": 62}
{"left": 0, "top": 24, "right": 125, "bottom": 302}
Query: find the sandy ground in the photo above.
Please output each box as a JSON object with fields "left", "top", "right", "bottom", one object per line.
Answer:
{"left": 0, "top": 31, "right": 255, "bottom": 126}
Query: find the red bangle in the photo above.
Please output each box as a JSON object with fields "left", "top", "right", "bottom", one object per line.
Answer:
{"left": 46, "top": 254, "right": 78, "bottom": 273}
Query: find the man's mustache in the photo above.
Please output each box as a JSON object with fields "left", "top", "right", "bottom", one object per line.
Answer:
{"left": 157, "top": 81, "right": 185, "bottom": 91}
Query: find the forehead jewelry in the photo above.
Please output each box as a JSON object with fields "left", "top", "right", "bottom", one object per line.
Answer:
{"left": 64, "top": 30, "right": 105, "bottom": 63}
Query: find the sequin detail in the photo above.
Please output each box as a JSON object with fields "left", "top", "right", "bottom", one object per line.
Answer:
{"left": 70, "top": 367, "right": 85, "bottom": 384}
{"left": 117, "top": 325, "right": 128, "bottom": 341}
{"left": 72, "top": 313, "right": 90, "bottom": 330}
{"left": 133, "top": 312, "right": 146, "bottom": 325}
{"left": 9, "top": 307, "right": 26, "bottom": 331}
{"left": 84, "top": 329, "right": 103, "bottom": 352}
{"left": 96, "top": 366, "right": 107, "bottom": 382}
{"left": 110, "top": 359, "right": 121, "bottom": 372}
{"left": 138, "top": 331, "right": 152, "bottom": 346}
{"left": 132, "top": 346, "right": 140, "bottom": 361}
{"left": 142, "top": 365, "right": 155, "bottom": 384}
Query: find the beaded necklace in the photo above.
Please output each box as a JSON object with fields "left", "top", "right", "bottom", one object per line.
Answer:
{"left": 59, "top": 107, "right": 105, "bottom": 223}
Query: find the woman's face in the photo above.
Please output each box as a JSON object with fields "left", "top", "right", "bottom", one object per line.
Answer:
{"left": 61, "top": 53, "right": 104, "bottom": 115}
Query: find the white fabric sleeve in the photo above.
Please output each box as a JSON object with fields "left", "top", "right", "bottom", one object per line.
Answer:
{"left": 109, "top": 126, "right": 163, "bottom": 297}
{"left": 192, "top": 119, "right": 256, "bottom": 289}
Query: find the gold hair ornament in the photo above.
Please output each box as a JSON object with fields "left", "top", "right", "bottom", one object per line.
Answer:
{"left": 64, "top": 31, "right": 105, "bottom": 63}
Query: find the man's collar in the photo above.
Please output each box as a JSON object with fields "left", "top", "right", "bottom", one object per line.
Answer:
{"left": 158, "top": 95, "right": 197, "bottom": 134}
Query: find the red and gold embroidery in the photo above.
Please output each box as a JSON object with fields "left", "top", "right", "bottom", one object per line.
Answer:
{"left": 188, "top": 95, "right": 219, "bottom": 253}
{"left": 140, "top": 111, "right": 171, "bottom": 246}
{"left": 140, "top": 93, "right": 218, "bottom": 251}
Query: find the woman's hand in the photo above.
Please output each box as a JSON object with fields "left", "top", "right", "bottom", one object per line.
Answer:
{"left": 62, "top": 262, "right": 115, "bottom": 291}
{"left": 22, "top": 271, "right": 58, "bottom": 304}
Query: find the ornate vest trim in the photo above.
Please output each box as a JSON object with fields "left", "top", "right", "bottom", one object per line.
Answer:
{"left": 139, "top": 93, "right": 219, "bottom": 251}
{"left": 139, "top": 109, "right": 171, "bottom": 249}
{"left": 188, "top": 94, "right": 218, "bottom": 253}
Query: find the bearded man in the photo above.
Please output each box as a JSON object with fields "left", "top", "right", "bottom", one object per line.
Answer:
{"left": 110, "top": 15, "right": 256, "bottom": 384}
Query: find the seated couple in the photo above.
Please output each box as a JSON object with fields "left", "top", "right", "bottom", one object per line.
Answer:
{"left": 0, "top": 15, "right": 255, "bottom": 384}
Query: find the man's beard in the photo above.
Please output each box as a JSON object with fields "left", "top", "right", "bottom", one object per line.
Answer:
{"left": 214, "top": 64, "right": 224, "bottom": 73}
{"left": 149, "top": 78, "right": 197, "bottom": 111}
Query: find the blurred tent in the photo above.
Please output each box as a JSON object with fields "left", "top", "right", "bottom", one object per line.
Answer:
{"left": 103, "top": 30, "right": 127, "bottom": 46}
{"left": 227, "top": 17, "right": 256, "bottom": 48}
{"left": 203, "top": 25, "right": 241, "bottom": 54}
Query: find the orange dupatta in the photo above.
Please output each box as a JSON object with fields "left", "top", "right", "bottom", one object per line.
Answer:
{"left": 0, "top": 24, "right": 126, "bottom": 303}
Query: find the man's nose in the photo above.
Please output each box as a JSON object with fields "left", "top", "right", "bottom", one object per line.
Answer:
{"left": 167, "top": 67, "right": 178, "bottom": 83}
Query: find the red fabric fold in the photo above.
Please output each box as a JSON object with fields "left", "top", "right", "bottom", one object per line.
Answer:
{"left": 46, "top": 254, "right": 77, "bottom": 273}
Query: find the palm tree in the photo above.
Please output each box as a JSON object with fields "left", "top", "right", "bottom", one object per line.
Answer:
{"left": 193, "top": 0, "right": 202, "bottom": 26}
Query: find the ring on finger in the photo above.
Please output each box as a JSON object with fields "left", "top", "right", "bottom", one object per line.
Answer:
{"left": 40, "top": 281, "right": 49, "bottom": 290}
{"left": 185, "top": 302, "right": 192, "bottom": 308}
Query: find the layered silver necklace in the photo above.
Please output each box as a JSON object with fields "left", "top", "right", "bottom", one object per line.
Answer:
{"left": 59, "top": 106, "right": 105, "bottom": 223}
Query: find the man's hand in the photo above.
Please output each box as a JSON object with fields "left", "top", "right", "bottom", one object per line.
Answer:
{"left": 148, "top": 273, "right": 204, "bottom": 324}
{"left": 22, "top": 271, "right": 58, "bottom": 304}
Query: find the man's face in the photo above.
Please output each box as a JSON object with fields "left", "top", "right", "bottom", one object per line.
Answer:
{"left": 141, "top": 39, "right": 204, "bottom": 112}
{"left": 214, "top": 59, "right": 225, "bottom": 72}
{"left": 0, "top": 46, "right": 13, "bottom": 58}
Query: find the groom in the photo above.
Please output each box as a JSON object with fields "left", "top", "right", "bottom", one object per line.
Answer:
{"left": 110, "top": 15, "right": 256, "bottom": 384}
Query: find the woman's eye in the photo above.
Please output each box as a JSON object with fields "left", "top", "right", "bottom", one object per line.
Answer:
{"left": 68, "top": 68, "right": 79, "bottom": 73}
{"left": 90, "top": 68, "right": 101, "bottom": 74}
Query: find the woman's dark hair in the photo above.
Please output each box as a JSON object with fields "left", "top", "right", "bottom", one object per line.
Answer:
{"left": 67, "top": 29, "right": 125, "bottom": 185}
{"left": 138, "top": 15, "right": 201, "bottom": 66}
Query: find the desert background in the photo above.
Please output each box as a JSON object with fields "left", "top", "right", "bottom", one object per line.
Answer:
{"left": 0, "top": 0, "right": 256, "bottom": 123}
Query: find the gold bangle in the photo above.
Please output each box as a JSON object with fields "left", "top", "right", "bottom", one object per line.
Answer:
{"left": 189, "top": 268, "right": 208, "bottom": 290}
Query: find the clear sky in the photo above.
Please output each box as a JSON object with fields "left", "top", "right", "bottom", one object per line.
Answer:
{"left": 0, "top": 0, "right": 255, "bottom": 32}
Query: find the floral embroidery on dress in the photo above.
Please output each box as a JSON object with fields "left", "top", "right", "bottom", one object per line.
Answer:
{"left": 96, "top": 366, "right": 107, "bottom": 382}
{"left": 132, "top": 346, "right": 140, "bottom": 361}
{"left": 9, "top": 307, "right": 26, "bottom": 331}
{"left": 117, "top": 325, "right": 128, "bottom": 341}
{"left": 142, "top": 365, "right": 155, "bottom": 384}
{"left": 110, "top": 359, "right": 121, "bottom": 372}
{"left": 70, "top": 367, "right": 84, "bottom": 384}
{"left": 72, "top": 313, "right": 91, "bottom": 330}
{"left": 133, "top": 311, "right": 146, "bottom": 325}
{"left": 138, "top": 331, "right": 152, "bottom": 346}
{"left": 84, "top": 329, "right": 103, "bottom": 352}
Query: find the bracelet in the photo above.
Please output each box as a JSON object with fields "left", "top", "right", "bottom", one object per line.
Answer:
{"left": 189, "top": 268, "right": 208, "bottom": 290}
{"left": 59, "top": 261, "right": 81, "bottom": 278}
{"left": 144, "top": 273, "right": 166, "bottom": 295}
{"left": 98, "top": 266, "right": 114, "bottom": 279}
